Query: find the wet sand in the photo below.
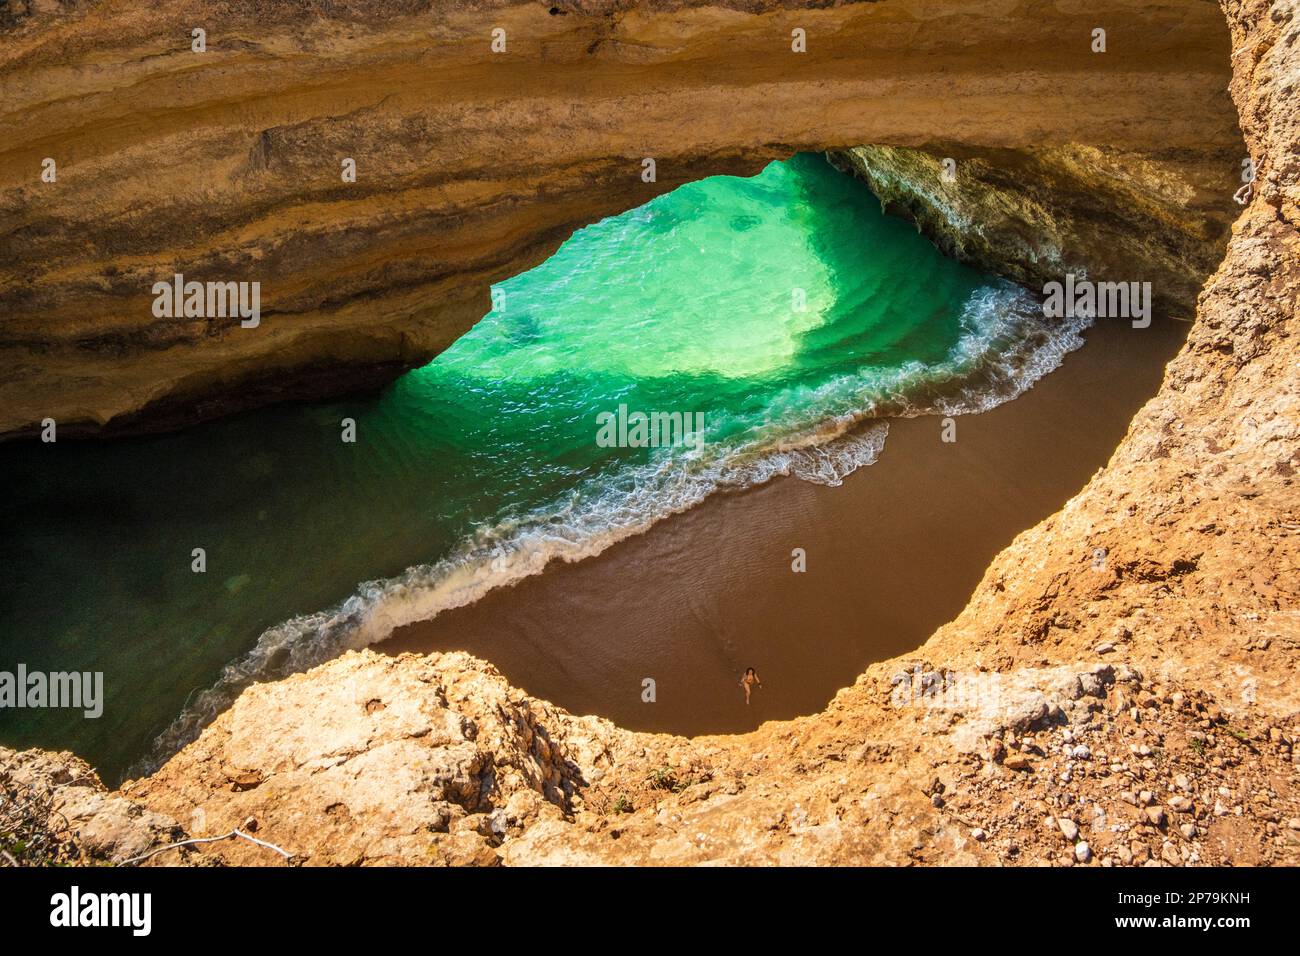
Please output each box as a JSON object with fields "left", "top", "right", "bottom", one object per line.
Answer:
{"left": 381, "top": 316, "right": 1188, "bottom": 735}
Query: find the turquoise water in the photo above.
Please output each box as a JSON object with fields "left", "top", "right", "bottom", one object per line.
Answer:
{"left": 0, "top": 154, "right": 1083, "bottom": 782}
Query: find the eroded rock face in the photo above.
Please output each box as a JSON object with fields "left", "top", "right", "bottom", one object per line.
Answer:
{"left": 0, "top": 0, "right": 1240, "bottom": 435}
{"left": 0, "top": 748, "right": 183, "bottom": 865}
{"left": 118, "top": 651, "right": 653, "bottom": 866}
{"left": 15, "top": 651, "right": 1296, "bottom": 866}
{"left": 828, "top": 143, "right": 1240, "bottom": 319}
{"left": 2, "top": 1, "right": 1297, "bottom": 867}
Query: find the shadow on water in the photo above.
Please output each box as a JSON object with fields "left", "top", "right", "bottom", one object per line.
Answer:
{"left": 0, "top": 153, "right": 1185, "bottom": 783}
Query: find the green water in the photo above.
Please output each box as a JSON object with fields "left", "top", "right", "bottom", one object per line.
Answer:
{"left": 0, "top": 154, "right": 1082, "bottom": 782}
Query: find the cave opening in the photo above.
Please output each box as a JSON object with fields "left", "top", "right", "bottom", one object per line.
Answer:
{"left": 0, "top": 151, "right": 1195, "bottom": 784}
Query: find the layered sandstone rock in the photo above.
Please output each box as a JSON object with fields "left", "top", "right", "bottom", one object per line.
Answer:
{"left": 1, "top": 0, "right": 1297, "bottom": 867}
{"left": 1, "top": 0, "right": 1240, "bottom": 435}
{"left": 827, "top": 143, "right": 1239, "bottom": 319}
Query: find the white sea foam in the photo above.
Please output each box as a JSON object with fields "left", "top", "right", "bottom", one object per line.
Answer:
{"left": 133, "top": 283, "right": 1090, "bottom": 775}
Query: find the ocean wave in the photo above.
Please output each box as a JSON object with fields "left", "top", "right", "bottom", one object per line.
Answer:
{"left": 131, "top": 284, "right": 1090, "bottom": 777}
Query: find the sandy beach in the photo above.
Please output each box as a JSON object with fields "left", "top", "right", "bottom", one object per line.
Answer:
{"left": 381, "top": 314, "right": 1189, "bottom": 735}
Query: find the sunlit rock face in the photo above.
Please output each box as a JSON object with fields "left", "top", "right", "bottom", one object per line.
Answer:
{"left": 828, "top": 143, "right": 1239, "bottom": 320}
{"left": 0, "top": 0, "right": 1241, "bottom": 436}
{"left": 3, "top": 0, "right": 1297, "bottom": 870}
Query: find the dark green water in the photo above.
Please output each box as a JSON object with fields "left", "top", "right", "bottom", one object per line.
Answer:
{"left": 0, "top": 154, "right": 1085, "bottom": 782}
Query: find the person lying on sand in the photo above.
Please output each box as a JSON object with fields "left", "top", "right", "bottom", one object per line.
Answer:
{"left": 740, "top": 667, "right": 762, "bottom": 705}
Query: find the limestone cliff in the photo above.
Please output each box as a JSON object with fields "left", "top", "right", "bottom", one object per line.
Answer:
{"left": 827, "top": 143, "right": 1239, "bottom": 319}
{"left": 2, "top": 0, "right": 1298, "bottom": 867}
{"left": 1, "top": 0, "right": 1240, "bottom": 435}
